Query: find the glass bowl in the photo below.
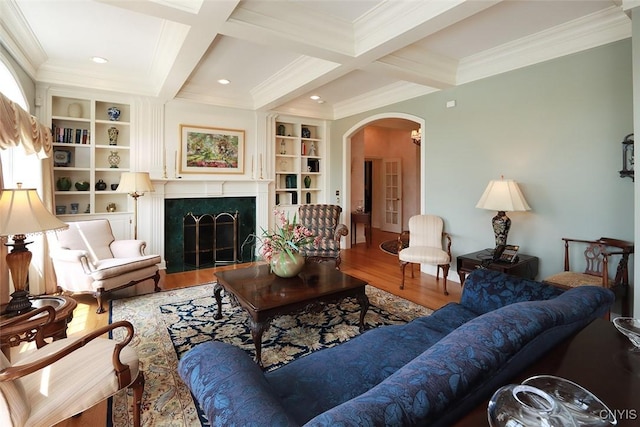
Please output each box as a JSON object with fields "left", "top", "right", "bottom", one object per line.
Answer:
{"left": 613, "top": 317, "right": 640, "bottom": 349}
{"left": 522, "top": 375, "right": 616, "bottom": 426}
{"left": 488, "top": 384, "right": 577, "bottom": 427}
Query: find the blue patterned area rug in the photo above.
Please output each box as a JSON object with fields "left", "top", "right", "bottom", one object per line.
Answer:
{"left": 108, "top": 282, "right": 432, "bottom": 426}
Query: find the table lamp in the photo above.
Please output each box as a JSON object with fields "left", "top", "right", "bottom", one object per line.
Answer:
{"left": 476, "top": 177, "right": 530, "bottom": 246}
{"left": 117, "top": 172, "right": 155, "bottom": 239}
{"left": 0, "top": 183, "right": 68, "bottom": 314}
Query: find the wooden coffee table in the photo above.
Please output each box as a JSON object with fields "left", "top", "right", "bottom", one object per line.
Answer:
{"left": 214, "top": 262, "right": 370, "bottom": 367}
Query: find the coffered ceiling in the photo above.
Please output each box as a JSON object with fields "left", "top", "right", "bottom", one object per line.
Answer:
{"left": 0, "top": 0, "right": 631, "bottom": 120}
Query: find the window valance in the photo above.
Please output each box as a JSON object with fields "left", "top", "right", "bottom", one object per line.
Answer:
{"left": 0, "top": 91, "right": 52, "bottom": 158}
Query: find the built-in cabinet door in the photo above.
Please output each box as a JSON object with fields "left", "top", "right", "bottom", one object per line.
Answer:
{"left": 382, "top": 157, "right": 402, "bottom": 233}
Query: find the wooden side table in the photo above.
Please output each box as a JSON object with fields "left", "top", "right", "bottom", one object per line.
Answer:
{"left": 0, "top": 295, "right": 77, "bottom": 359}
{"left": 456, "top": 249, "right": 539, "bottom": 285}
{"left": 351, "top": 212, "right": 371, "bottom": 247}
{"left": 453, "top": 318, "right": 640, "bottom": 426}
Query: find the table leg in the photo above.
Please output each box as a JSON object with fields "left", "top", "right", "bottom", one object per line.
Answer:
{"left": 213, "top": 282, "right": 224, "bottom": 320}
{"left": 356, "top": 291, "right": 370, "bottom": 332}
{"left": 457, "top": 270, "right": 467, "bottom": 286}
{"left": 248, "top": 318, "right": 270, "bottom": 368}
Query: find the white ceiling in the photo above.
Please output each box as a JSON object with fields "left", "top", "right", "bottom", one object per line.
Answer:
{"left": 0, "top": 0, "right": 631, "bottom": 120}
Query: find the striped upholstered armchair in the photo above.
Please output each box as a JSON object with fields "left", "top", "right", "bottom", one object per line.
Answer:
{"left": 298, "top": 204, "right": 349, "bottom": 269}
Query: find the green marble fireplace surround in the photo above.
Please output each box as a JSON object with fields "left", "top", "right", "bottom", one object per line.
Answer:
{"left": 164, "top": 197, "right": 256, "bottom": 273}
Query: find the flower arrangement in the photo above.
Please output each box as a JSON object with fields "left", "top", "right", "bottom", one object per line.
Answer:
{"left": 258, "top": 209, "right": 319, "bottom": 262}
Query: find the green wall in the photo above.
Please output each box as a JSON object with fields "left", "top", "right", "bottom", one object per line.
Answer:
{"left": 331, "top": 40, "right": 633, "bottom": 289}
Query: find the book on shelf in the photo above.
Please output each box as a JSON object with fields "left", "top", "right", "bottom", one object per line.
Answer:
{"left": 51, "top": 125, "right": 90, "bottom": 144}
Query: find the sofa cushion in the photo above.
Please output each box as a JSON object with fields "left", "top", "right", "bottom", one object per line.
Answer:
{"left": 90, "top": 255, "right": 160, "bottom": 280}
{"left": 55, "top": 220, "right": 115, "bottom": 263}
{"left": 265, "top": 303, "right": 478, "bottom": 424}
{"left": 0, "top": 352, "right": 30, "bottom": 427}
{"left": 460, "top": 268, "right": 563, "bottom": 315}
{"left": 178, "top": 342, "right": 298, "bottom": 427}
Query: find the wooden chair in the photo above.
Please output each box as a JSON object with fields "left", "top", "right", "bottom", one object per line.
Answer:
{"left": 543, "top": 237, "right": 634, "bottom": 316}
{"left": 398, "top": 215, "right": 452, "bottom": 294}
{"left": 297, "top": 204, "right": 349, "bottom": 269}
{"left": 0, "top": 306, "right": 144, "bottom": 427}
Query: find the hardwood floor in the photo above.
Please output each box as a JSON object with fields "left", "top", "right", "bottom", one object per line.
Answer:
{"left": 47, "top": 228, "right": 461, "bottom": 427}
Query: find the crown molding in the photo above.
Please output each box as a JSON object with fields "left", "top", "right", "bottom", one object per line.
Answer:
{"left": 223, "top": 1, "right": 354, "bottom": 62}
{"left": 251, "top": 56, "right": 341, "bottom": 110}
{"left": 0, "top": 0, "right": 46, "bottom": 78}
{"left": 175, "top": 88, "right": 255, "bottom": 111}
{"left": 148, "top": 20, "right": 190, "bottom": 91}
{"left": 458, "top": 5, "right": 631, "bottom": 85}
{"left": 333, "top": 81, "right": 438, "bottom": 120}
{"left": 36, "top": 62, "right": 157, "bottom": 97}
{"left": 371, "top": 45, "right": 457, "bottom": 89}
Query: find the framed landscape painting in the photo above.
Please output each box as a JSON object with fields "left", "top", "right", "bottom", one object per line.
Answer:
{"left": 179, "top": 125, "right": 244, "bottom": 174}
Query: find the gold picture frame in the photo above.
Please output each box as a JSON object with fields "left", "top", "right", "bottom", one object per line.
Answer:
{"left": 179, "top": 125, "right": 244, "bottom": 174}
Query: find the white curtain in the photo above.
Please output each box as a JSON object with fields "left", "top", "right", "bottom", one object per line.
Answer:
{"left": 0, "top": 91, "right": 56, "bottom": 301}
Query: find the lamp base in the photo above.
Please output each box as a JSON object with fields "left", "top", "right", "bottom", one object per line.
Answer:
{"left": 492, "top": 211, "right": 511, "bottom": 247}
{"left": 4, "top": 289, "right": 32, "bottom": 314}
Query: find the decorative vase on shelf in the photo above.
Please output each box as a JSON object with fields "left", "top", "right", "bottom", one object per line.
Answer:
{"left": 304, "top": 175, "right": 311, "bottom": 188}
{"left": 107, "top": 106, "right": 120, "bottom": 121}
{"left": 56, "top": 177, "right": 72, "bottom": 191}
{"left": 270, "top": 252, "right": 305, "bottom": 278}
{"left": 108, "top": 151, "right": 120, "bottom": 168}
{"left": 302, "top": 127, "right": 311, "bottom": 138}
{"left": 67, "top": 103, "right": 82, "bottom": 118}
{"left": 108, "top": 126, "right": 119, "bottom": 145}
{"left": 95, "top": 179, "right": 107, "bottom": 191}
{"left": 75, "top": 181, "right": 90, "bottom": 191}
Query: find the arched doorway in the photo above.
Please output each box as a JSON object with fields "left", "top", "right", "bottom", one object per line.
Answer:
{"left": 342, "top": 113, "right": 425, "bottom": 247}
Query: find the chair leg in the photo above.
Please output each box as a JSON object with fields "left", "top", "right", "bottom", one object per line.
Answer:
{"left": 131, "top": 370, "right": 145, "bottom": 427}
{"left": 153, "top": 270, "right": 161, "bottom": 292}
{"left": 335, "top": 255, "right": 341, "bottom": 270}
{"left": 440, "top": 264, "right": 450, "bottom": 296}
{"left": 95, "top": 289, "right": 106, "bottom": 314}
{"left": 400, "top": 261, "right": 409, "bottom": 289}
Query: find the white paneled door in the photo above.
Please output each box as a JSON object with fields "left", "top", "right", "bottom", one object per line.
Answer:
{"left": 382, "top": 158, "right": 402, "bottom": 233}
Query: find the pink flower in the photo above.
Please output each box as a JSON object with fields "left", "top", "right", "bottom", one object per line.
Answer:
{"left": 256, "top": 210, "right": 318, "bottom": 263}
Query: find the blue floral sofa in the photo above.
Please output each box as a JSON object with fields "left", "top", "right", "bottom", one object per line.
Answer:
{"left": 178, "top": 269, "right": 613, "bottom": 426}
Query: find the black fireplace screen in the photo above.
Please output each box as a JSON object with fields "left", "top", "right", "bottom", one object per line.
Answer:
{"left": 183, "top": 211, "right": 239, "bottom": 268}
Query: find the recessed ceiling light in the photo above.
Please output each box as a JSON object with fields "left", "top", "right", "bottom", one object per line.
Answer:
{"left": 91, "top": 56, "right": 108, "bottom": 64}
{"left": 310, "top": 95, "right": 321, "bottom": 100}
{"left": 218, "top": 79, "right": 230, "bottom": 85}
{"left": 317, "top": 100, "right": 325, "bottom": 104}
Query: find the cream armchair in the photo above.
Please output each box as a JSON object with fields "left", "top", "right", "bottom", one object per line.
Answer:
{"left": 399, "top": 215, "right": 452, "bottom": 294}
{"left": 49, "top": 219, "right": 161, "bottom": 313}
{"left": 0, "top": 306, "right": 144, "bottom": 427}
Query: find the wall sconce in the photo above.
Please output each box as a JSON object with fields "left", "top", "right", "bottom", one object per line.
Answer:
{"left": 411, "top": 128, "right": 421, "bottom": 146}
{"left": 619, "top": 133, "right": 634, "bottom": 181}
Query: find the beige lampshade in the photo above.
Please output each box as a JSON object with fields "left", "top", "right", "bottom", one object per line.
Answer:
{"left": 0, "top": 185, "right": 68, "bottom": 237}
{"left": 476, "top": 179, "right": 531, "bottom": 212}
{"left": 117, "top": 172, "right": 155, "bottom": 196}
